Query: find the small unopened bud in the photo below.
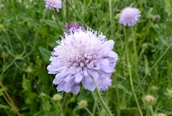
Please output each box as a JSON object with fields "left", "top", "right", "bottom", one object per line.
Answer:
{"left": 53, "top": 94, "right": 62, "bottom": 101}
{"left": 36, "top": 56, "right": 40, "bottom": 60}
{"left": 23, "top": 63, "right": 27, "bottom": 68}
{"left": 144, "top": 95, "right": 156, "bottom": 106}
{"left": 142, "top": 43, "right": 148, "bottom": 49}
{"left": 0, "top": 4, "right": 5, "bottom": 9}
{"left": 78, "top": 100, "right": 87, "bottom": 109}
{"left": 158, "top": 113, "right": 166, "bottom": 116}
{"left": 115, "top": 13, "right": 120, "bottom": 19}
{"left": 129, "top": 38, "right": 133, "bottom": 42}
{"left": 2, "top": 52, "right": 8, "bottom": 59}
{"left": 166, "top": 89, "right": 172, "bottom": 97}
{"left": 152, "top": 15, "right": 161, "bottom": 22}
{"left": 150, "top": 86, "right": 159, "bottom": 91}
{"left": 168, "top": 12, "right": 172, "bottom": 17}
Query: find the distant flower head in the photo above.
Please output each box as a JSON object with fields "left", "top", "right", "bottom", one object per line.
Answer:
{"left": 67, "top": 23, "right": 85, "bottom": 31}
{"left": 45, "top": 0, "right": 62, "bottom": 12}
{"left": 119, "top": 7, "right": 141, "bottom": 26}
{"left": 47, "top": 28, "right": 118, "bottom": 94}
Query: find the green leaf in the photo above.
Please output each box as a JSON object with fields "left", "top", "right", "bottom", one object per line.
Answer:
{"left": 0, "top": 104, "right": 10, "bottom": 109}
{"left": 164, "top": 0, "right": 172, "bottom": 13}
{"left": 22, "top": 75, "right": 31, "bottom": 91}
{"left": 38, "top": 47, "right": 51, "bottom": 64}
{"left": 43, "top": 19, "right": 64, "bottom": 33}
{"left": 0, "top": 87, "right": 6, "bottom": 96}
{"left": 112, "top": 84, "right": 132, "bottom": 95}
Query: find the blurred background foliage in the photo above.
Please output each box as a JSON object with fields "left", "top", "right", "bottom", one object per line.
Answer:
{"left": 0, "top": 0, "right": 172, "bottom": 116}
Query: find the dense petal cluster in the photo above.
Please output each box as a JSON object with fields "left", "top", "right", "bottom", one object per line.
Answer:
{"left": 119, "top": 7, "right": 141, "bottom": 26}
{"left": 45, "top": 0, "right": 62, "bottom": 12}
{"left": 47, "top": 28, "right": 118, "bottom": 94}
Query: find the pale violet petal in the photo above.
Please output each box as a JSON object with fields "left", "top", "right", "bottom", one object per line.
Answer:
{"left": 100, "top": 65, "right": 114, "bottom": 73}
{"left": 100, "top": 59, "right": 109, "bottom": 65}
{"left": 57, "top": 82, "right": 65, "bottom": 91}
{"left": 71, "top": 84, "right": 80, "bottom": 94}
{"left": 53, "top": 72, "right": 68, "bottom": 85}
{"left": 64, "top": 79, "right": 73, "bottom": 92}
{"left": 74, "top": 73, "right": 83, "bottom": 83}
{"left": 81, "top": 76, "right": 96, "bottom": 91}
{"left": 83, "top": 68, "right": 88, "bottom": 76}
{"left": 88, "top": 70, "right": 99, "bottom": 79}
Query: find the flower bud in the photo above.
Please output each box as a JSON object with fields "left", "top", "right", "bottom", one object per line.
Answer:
{"left": 150, "top": 86, "right": 159, "bottom": 91}
{"left": 158, "top": 113, "right": 166, "bottom": 116}
{"left": 166, "top": 89, "right": 172, "bottom": 97}
{"left": 2, "top": 52, "right": 8, "bottom": 59}
{"left": 78, "top": 100, "right": 87, "bottom": 109}
{"left": 53, "top": 94, "right": 62, "bottom": 101}
{"left": 152, "top": 15, "right": 161, "bottom": 22}
{"left": 144, "top": 95, "right": 156, "bottom": 106}
{"left": 142, "top": 43, "right": 148, "bottom": 49}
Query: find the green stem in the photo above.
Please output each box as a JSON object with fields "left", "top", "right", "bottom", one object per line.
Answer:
{"left": 124, "top": 28, "right": 143, "bottom": 116}
{"left": 149, "top": 106, "right": 154, "bottom": 116}
{"left": 57, "top": 93, "right": 68, "bottom": 116}
{"left": 95, "top": 88, "right": 113, "bottom": 116}
{"left": 0, "top": 82, "right": 21, "bottom": 116}
{"left": 66, "top": 0, "right": 87, "bottom": 27}
{"left": 135, "top": 42, "right": 172, "bottom": 91}
{"left": 92, "top": 93, "right": 98, "bottom": 116}
{"left": 115, "top": 75, "right": 121, "bottom": 116}
{"left": 85, "top": 107, "right": 93, "bottom": 116}
{"left": 128, "top": 63, "right": 143, "bottom": 116}
{"left": 108, "top": 0, "right": 113, "bottom": 39}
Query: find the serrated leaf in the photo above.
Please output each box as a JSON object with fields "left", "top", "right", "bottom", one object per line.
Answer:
{"left": 38, "top": 47, "right": 51, "bottom": 64}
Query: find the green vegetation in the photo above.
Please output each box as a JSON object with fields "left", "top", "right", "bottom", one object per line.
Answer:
{"left": 0, "top": 0, "right": 172, "bottom": 116}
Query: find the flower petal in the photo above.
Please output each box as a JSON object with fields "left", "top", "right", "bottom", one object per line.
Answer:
{"left": 100, "top": 65, "right": 114, "bottom": 73}
{"left": 64, "top": 78, "right": 73, "bottom": 92}
{"left": 71, "top": 84, "right": 80, "bottom": 94}
{"left": 100, "top": 59, "right": 109, "bottom": 65}
{"left": 82, "top": 75, "right": 96, "bottom": 91}
{"left": 53, "top": 72, "right": 68, "bottom": 85}
{"left": 107, "top": 51, "right": 118, "bottom": 58}
{"left": 57, "top": 82, "right": 65, "bottom": 91}
{"left": 83, "top": 68, "right": 88, "bottom": 76}
{"left": 74, "top": 73, "right": 83, "bottom": 83}
{"left": 88, "top": 70, "right": 99, "bottom": 79}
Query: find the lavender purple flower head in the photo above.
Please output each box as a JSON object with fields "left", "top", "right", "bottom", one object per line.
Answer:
{"left": 119, "top": 7, "right": 141, "bottom": 26}
{"left": 66, "top": 23, "right": 85, "bottom": 31}
{"left": 44, "top": 0, "right": 62, "bottom": 12}
{"left": 47, "top": 28, "right": 118, "bottom": 94}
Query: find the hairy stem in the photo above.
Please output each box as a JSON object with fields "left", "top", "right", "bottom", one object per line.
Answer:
{"left": 95, "top": 88, "right": 113, "bottom": 116}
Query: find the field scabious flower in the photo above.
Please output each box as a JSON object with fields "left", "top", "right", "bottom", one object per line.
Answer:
{"left": 66, "top": 23, "right": 85, "bottom": 31}
{"left": 45, "top": 0, "right": 62, "bottom": 12}
{"left": 47, "top": 28, "right": 118, "bottom": 94}
{"left": 119, "top": 7, "right": 141, "bottom": 26}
